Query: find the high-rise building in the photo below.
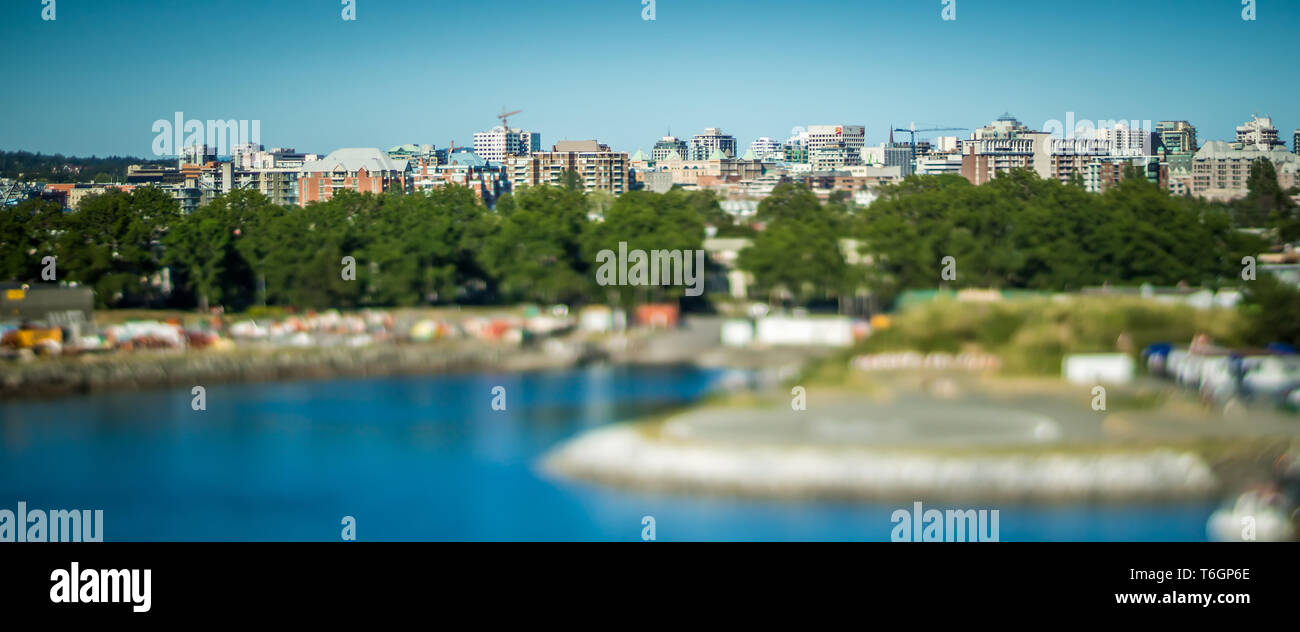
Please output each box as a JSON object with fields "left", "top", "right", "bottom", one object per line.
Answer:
{"left": 960, "top": 133, "right": 1052, "bottom": 185}
{"left": 1234, "top": 115, "right": 1284, "bottom": 150}
{"left": 1294, "top": 129, "right": 1300, "bottom": 155}
{"left": 473, "top": 126, "right": 541, "bottom": 162}
{"left": 809, "top": 144, "right": 863, "bottom": 170}
{"left": 652, "top": 136, "right": 689, "bottom": 163}
{"left": 972, "top": 113, "right": 1031, "bottom": 140}
{"left": 231, "top": 143, "right": 265, "bottom": 169}
{"left": 1097, "top": 123, "right": 1157, "bottom": 157}
{"left": 783, "top": 137, "right": 808, "bottom": 163}
{"left": 1155, "top": 120, "right": 1197, "bottom": 154}
{"left": 932, "top": 136, "right": 961, "bottom": 153}
{"left": 883, "top": 145, "right": 914, "bottom": 176}
{"left": 506, "top": 140, "right": 629, "bottom": 194}
{"left": 804, "top": 125, "right": 866, "bottom": 155}
{"left": 747, "top": 137, "right": 784, "bottom": 160}
{"left": 179, "top": 144, "right": 216, "bottom": 166}
{"left": 689, "top": 128, "right": 737, "bottom": 160}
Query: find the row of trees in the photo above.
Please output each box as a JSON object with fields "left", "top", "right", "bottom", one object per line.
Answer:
{"left": 1, "top": 164, "right": 1294, "bottom": 317}
{"left": 1, "top": 184, "right": 718, "bottom": 310}
{"left": 0, "top": 150, "right": 171, "bottom": 183}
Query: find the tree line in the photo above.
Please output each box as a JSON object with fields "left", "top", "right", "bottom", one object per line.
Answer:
{"left": 0, "top": 150, "right": 171, "bottom": 184}
{"left": 1, "top": 163, "right": 1295, "bottom": 322}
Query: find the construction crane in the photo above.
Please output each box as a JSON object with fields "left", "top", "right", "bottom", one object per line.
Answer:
{"left": 892, "top": 123, "right": 968, "bottom": 169}
{"left": 497, "top": 107, "right": 522, "bottom": 130}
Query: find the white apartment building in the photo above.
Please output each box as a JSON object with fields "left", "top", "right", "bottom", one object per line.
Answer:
{"left": 473, "top": 126, "right": 541, "bottom": 163}
{"left": 247, "top": 147, "right": 319, "bottom": 169}
{"left": 915, "top": 154, "right": 964, "bottom": 176}
{"left": 805, "top": 125, "right": 865, "bottom": 155}
{"left": 1097, "top": 123, "right": 1156, "bottom": 157}
{"left": 231, "top": 143, "right": 264, "bottom": 169}
{"left": 747, "top": 137, "right": 784, "bottom": 160}
{"left": 179, "top": 144, "right": 216, "bottom": 166}
{"left": 932, "top": 136, "right": 960, "bottom": 153}
{"left": 689, "top": 128, "right": 738, "bottom": 160}
{"left": 1235, "top": 115, "right": 1284, "bottom": 150}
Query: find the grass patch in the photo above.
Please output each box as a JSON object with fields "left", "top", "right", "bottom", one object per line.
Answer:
{"left": 834, "top": 296, "right": 1243, "bottom": 378}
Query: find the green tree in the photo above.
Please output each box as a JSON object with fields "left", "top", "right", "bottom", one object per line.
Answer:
{"left": 1238, "top": 273, "right": 1300, "bottom": 347}
{"left": 480, "top": 185, "right": 592, "bottom": 304}
{"left": 583, "top": 190, "right": 706, "bottom": 305}
{"left": 57, "top": 186, "right": 179, "bottom": 307}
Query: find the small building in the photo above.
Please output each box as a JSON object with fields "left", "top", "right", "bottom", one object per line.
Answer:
{"left": 1, "top": 283, "right": 95, "bottom": 325}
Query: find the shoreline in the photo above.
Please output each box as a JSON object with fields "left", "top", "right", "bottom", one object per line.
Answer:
{"left": 0, "top": 327, "right": 824, "bottom": 401}
{"left": 542, "top": 423, "right": 1227, "bottom": 503}
{"left": 0, "top": 340, "right": 598, "bottom": 401}
{"left": 541, "top": 372, "right": 1300, "bottom": 504}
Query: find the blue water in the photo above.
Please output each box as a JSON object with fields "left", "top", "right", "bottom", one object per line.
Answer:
{"left": 0, "top": 365, "right": 1215, "bottom": 541}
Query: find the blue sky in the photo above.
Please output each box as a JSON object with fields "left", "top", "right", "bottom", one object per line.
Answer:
{"left": 1, "top": 0, "right": 1296, "bottom": 157}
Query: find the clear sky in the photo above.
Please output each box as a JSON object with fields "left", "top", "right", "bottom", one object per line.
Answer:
{"left": 1, "top": 0, "right": 1296, "bottom": 157}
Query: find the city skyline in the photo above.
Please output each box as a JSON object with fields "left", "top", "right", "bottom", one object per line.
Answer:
{"left": 2, "top": 0, "right": 1298, "bottom": 157}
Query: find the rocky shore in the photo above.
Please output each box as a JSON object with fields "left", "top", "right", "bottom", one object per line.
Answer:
{"left": 0, "top": 340, "right": 589, "bottom": 400}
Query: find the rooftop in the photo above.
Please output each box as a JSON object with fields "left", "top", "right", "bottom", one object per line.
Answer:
{"left": 302, "top": 148, "right": 408, "bottom": 173}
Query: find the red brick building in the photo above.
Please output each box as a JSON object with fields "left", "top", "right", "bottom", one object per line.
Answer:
{"left": 298, "top": 148, "right": 409, "bottom": 206}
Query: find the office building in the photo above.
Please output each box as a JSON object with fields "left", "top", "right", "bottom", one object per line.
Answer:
{"left": 1155, "top": 121, "right": 1197, "bottom": 154}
